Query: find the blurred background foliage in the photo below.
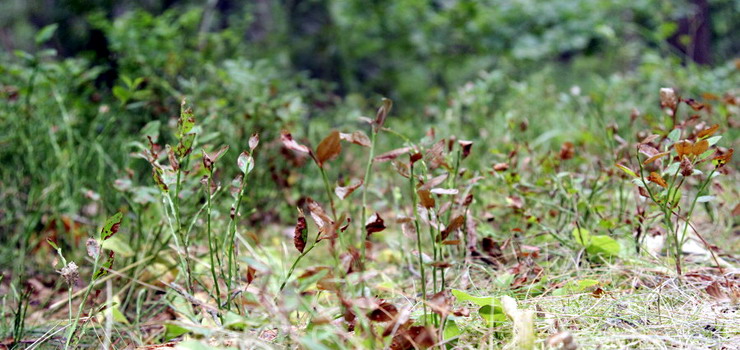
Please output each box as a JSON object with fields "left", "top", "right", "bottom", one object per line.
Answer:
{"left": 0, "top": 0, "right": 737, "bottom": 267}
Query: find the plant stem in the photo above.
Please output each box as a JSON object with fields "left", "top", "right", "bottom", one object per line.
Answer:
{"left": 65, "top": 248, "right": 102, "bottom": 349}
{"left": 410, "top": 162, "right": 428, "bottom": 324}
{"left": 359, "top": 129, "right": 378, "bottom": 294}
{"left": 204, "top": 172, "right": 222, "bottom": 307}
{"left": 319, "top": 166, "right": 337, "bottom": 219}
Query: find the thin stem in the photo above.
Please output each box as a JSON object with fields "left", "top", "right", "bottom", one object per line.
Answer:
{"left": 359, "top": 129, "right": 378, "bottom": 293}
{"left": 319, "top": 166, "right": 337, "bottom": 219}
{"left": 65, "top": 249, "right": 102, "bottom": 349}
{"left": 410, "top": 162, "right": 428, "bottom": 324}
{"left": 205, "top": 173, "right": 222, "bottom": 307}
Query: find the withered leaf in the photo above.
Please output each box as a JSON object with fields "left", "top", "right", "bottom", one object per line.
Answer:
{"left": 375, "top": 147, "right": 412, "bottom": 162}
{"left": 682, "top": 98, "right": 705, "bottom": 111}
{"left": 280, "top": 130, "right": 311, "bottom": 154}
{"left": 691, "top": 139, "right": 709, "bottom": 156}
{"left": 335, "top": 179, "right": 364, "bottom": 200}
{"left": 306, "top": 198, "right": 335, "bottom": 239}
{"left": 493, "top": 163, "right": 509, "bottom": 172}
{"left": 420, "top": 174, "right": 448, "bottom": 190}
{"left": 365, "top": 213, "right": 386, "bottom": 236}
{"left": 439, "top": 215, "right": 464, "bottom": 242}
{"left": 425, "top": 139, "right": 449, "bottom": 170}
{"left": 367, "top": 302, "right": 398, "bottom": 322}
{"left": 375, "top": 98, "right": 393, "bottom": 131}
{"left": 675, "top": 140, "right": 692, "bottom": 158}
{"left": 640, "top": 134, "right": 660, "bottom": 144}
{"left": 647, "top": 172, "right": 668, "bottom": 188}
{"left": 430, "top": 188, "right": 458, "bottom": 195}
{"left": 316, "top": 130, "right": 342, "bottom": 166}
{"left": 458, "top": 140, "right": 473, "bottom": 159}
{"left": 638, "top": 144, "right": 660, "bottom": 158}
{"left": 248, "top": 133, "right": 260, "bottom": 151}
{"left": 294, "top": 208, "right": 308, "bottom": 253}
{"left": 417, "top": 189, "right": 435, "bottom": 209}
{"left": 696, "top": 124, "right": 719, "bottom": 139}
{"left": 559, "top": 142, "right": 575, "bottom": 160}
{"left": 428, "top": 290, "right": 452, "bottom": 317}
{"left": 713, "top": 148, "right": 733, "bottom": 167}
{"left": 340, "top": 131, "right": 372, "bottom": 147}
{"left": 642, "top": 151, "right": 670, "bottom": 165}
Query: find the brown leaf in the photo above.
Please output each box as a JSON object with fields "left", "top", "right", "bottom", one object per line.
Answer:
{"left": 340, "top": 131, "right": 372, "bottom": 147}
{"left": 680, "top": 155, "right": 694, "bottom": 176}
{"left": 642, "top": 151, "right": 670, "bottom": 165}
{"left": 442, "top": 240, "right": 461, "bottom": 245}
{"left": 367, "top": 302, "right": 398, "bottom": 322}
{"left": 638, "top": 144, "right": 660, "bottom": 158}
{"left": 335, "top": 179, "right": 364, "bottom": 200}
{"left": 439, "top": 215, "right": 464, "bottom": 242}
{"left": 430, "top": 188, "right": 458, "bottom": 195}
{"left": 375, "top": 98, "right": 393, "bottom": 131}
{"left": 675, "top": 140, "right": 693, "bottom": 158}
{"left": 375, "top": 147, "right": 412, "bottom": 162}
{"left": 306, "top": 198, "right": 335, "bottom": 239}
{"left": 713, "top": 148, "right": 733, "bottom": 167}
{"left": 248, "top": 133, "right": 260, "bottom": 151}
{"left": 425, "top": 139, "right": 449, "bottom": 170}
{"left": 316, "top": 130, "right": 342, "bottom": 167}
{"left": 647, "top": 172, "right": 668, "bottom": 188}
{"left": 696, "top": 124, "right": 719, "bottom": 139}
{"left": 246, "top": 265, "right": 256, "bottom": 285}
{"left": 417, "top": 189, "right": 435, "bottom": 209}
{"left": 691, "top": 139, "right": 709, "bottom": 156}
{"left": 640, "top": 134, "right": 660, "bottom": 144}
{"left": 409, "top": 152, "right": 423, "bottom": 164}
{"left": 559, "top": 142, "right": 575, "bottom": 160}
{"left": 365, "top": 213, "right": 386, "bottom": 236}
{"left": 493, "top": 163, "right": 509, "bottom": 172}
{"left": 459, "top": 140, "right": 473, "bottom": 159}
{"left": 294, "top": 209, "right": 308, "bottom": 253}
{"left": 660, "top": 87, "right": 678, "bottom": 110}
{"left": 420, "top": 174, "right": 448, "bottom": 190}
{"left": 428, "top": 290, "right": 452, "bottom": 318}
{"left": 682, "top": 98, "right": 705, "bottom": 111}
{"left": 280, "top": 130, "right": 311, "bottom": 154}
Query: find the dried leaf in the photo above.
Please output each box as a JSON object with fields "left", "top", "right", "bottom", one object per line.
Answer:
{"left": 374, "top": 98, "right": 393, "bottom": 131}
{"left": 642, "top": 151, "right": 670, "bottom": 165}
{"left": 335, "top": 179, "right": 364, "bottom": 200}
{"left": 675, "top": 140, "right": 692, "bottom": 158}
{"left": 86, "top": 238, "right": 100, "bottom": 259}
{"left": 439, "top": 215, "right": 464, "bottom": 242}
{"left": 365, "top": 213, "right": 386, "bottom": 236}
{"left": 430, "top": 188, "right": 458, "bottom": 195}
{"left": 420, "top": 174, "right": 448, "bottom": 190}
{"left": 691, "top": 139, "right": 709, "bottom": 156}
{"left": 713, "top": 148, "right": 733, "bottom": 167}
{"left": 248, "top": 133, "right": 260, "bottom": 151}
{"left": 306, "top": 198, "right": 335, "bottom": 239}
{"left": 459, "top": 140, "right": 473, "bottom": 159}
{"left": 294, "top": 209, "right": 308, "bottom": 253}
{"left": 367, "top": 302, "right": 398, "bottom": 322}
{"left": 417, "top": 189, "right": 435, "bottom": 209}
{"left": 559, "top": 142, "right": 575, "bottom": 160}
{"left": 696, "top": 124, "right": 719, "bottom": 139}
{"left": 682, "top": 98, "right": 705, "bottom": 111}
{"left": 316, "top": 130, "right": 342, "bottom": 166}
{"left": 340, "top": 131, "right": 372, "bottom": 147}
{"left": 660, "top": 87, "right": 678, "bottom": 110}
{"left": 280, "top": 130, "right": 311, "bottom": 154}
{"left": 647, "top": 172, "right": 668, "bottom": 188}
{"left": 638, "top": 144, "right": 660, "bottom": 158}
{"left": 425, "top": 139, "right": 449, "bottom": 169}
{"left": 375, "top": 147, "right": 412, "bottom": 162}
{"left": 493, "top": 163, "right": 509, "bottom": 172}
{"left": 680, "top": 156, "right": 694, "bottom": 176}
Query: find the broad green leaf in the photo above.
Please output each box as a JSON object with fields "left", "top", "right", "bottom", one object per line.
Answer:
{"left": 667, "top": 129, "right": 681, "bottom": 142}
{"left": 586, "top": 235, "right": 620, "bottom": 257}
{"left": 572, "top": 228, "right": 591, "bottom": 247}
{"left": 100, "top": 212, "right": 123, "bottom": 241}
{"left": 452, "top": 289, "right": 498, "bottom": 306}
{"left": 576, "top": 279, "right": 600, "bottom": 290}
{"left": 706, "top": 136, "right": 722, "bottom": 146}
{"left": 164, "top": 323, "right": 189, "bottom": 340}
{"left": 478, "top": 305, "right": 506, "bottom": 326}
{"left": 444, "top": 318, "right": 462, "bottom": 340}
{"left": 101, "top": 235, "right": 134, "bottom": 258}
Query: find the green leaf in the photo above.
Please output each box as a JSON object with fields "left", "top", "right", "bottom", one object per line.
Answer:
{"left": 667, "top": 129, "right": 681, "bottom": 142}
{"left": 164, "top": 323, "right": 189, "bottom": 340}
{"left": 615, "top": 164, "right": 637, "bottom": 178}
{"left": 35, "top": 24, "right": 58, "bottom": 45}
{"left": 576, "top": 279, "right": 600, "bottom": 290}
{"left": 586, "top": 235, "right": 620, "bottom": 257}
{"left": 663, "top": 162, "right": 680, "bottom": 176}
{"left": 478, "top": 304, "right": 506, "bottom": 326}
{"left": 237, "top": 151, "right": 254, "bottom": 174}
{"left": 175, "top": 133, "right": 196, "bottom": 158}
{"left": 100, "top": 212, "right": 123, "bottom": 241}
{"left": 178, "top": 102, "right": 196, "bottom": 138}
{"left": 452, "top": 289, "right": 498, "bottom": 307}
{"left": 443, "top": 318, "right": 462, "bottom": 340}
{"left": 93, "top": 251, "right": 115, "bottom": 280}
{"left": 572, "top": 228, "right": 591, "bottom": 247}
{"left": 101, "top": 235, "right": 134, "bottom": 258}
{"left": 112, "top": 86, "right": 130, "bottom": 103}
{"left": 706, "top": 136, "right": 722, "bottom": 147}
